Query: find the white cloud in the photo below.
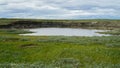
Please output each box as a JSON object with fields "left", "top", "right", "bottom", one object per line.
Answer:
{"left": 0, "top": 0, "right": 120, "bottom": 19}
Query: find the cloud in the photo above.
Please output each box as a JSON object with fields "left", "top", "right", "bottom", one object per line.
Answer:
{"left": 0, "top": 0, "right": 120, "bottom": 19}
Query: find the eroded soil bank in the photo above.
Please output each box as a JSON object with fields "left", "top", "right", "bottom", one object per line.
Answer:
{"left": 0, "top": 20, "right": 120, "bottom": 29}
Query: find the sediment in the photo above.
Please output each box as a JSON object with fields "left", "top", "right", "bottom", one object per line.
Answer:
{"left": 0, "top": 20, "right": 120, "bottom": 29}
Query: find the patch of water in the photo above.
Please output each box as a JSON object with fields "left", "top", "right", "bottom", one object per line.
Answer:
{"left": 20, "top": 28, "right": 110, "bottom": 36}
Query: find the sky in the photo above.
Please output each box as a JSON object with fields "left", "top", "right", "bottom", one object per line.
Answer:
{"left": 0, "top": 0, "right": 120, "bottom": 19}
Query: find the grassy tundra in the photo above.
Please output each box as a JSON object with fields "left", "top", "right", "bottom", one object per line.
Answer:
{"left": 0, "top": 18, "right": 120, "bottom": 32}
{"left": 0, "top": 18, "right": 120, "bottom": 68}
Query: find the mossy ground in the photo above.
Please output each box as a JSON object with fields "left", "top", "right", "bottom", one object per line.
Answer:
{"left": 0, "top": 29, "right": 120, "bottom": 68}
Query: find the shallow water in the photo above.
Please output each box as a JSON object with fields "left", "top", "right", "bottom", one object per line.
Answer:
{"left": 20, "top": 28, "right": 110, "bottom": 36}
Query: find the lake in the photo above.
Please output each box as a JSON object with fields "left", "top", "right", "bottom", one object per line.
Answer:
{"left": 20, "top": 28, "right": 110, "bottom": 36}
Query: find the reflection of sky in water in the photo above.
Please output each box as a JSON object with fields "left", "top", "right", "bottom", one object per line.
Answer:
{"left": 20, "top": 28, "right": 110, "bottom": 36}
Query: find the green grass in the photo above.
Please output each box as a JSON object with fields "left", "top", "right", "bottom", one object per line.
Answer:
{"left": 98, "top": 29, "right": 120, "bottom": 35}
{"left": 0, "top": 29, "right": 32, "bottom": 34}
{"left": 0, "top": 29, "right": 120, "bottom": 68}
{"left": 0, "top": 18, "right": 120, "bottom": 25}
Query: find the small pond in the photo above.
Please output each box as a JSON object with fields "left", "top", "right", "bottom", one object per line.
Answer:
{"left": 20, "top": 28, "right": 110, "bottom": 36}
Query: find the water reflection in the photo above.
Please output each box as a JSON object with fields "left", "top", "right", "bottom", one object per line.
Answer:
{"left": 20, "top": 28, "right": 110, "bottom": 36}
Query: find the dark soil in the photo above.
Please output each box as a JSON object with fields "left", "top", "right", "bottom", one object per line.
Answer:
{"left": 20, "top": 44, "right": 37, "bottom": 48}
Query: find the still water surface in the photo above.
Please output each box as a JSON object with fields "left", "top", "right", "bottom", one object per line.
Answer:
{"left": 20, "top": 28, "right": 110, "bottom": 36}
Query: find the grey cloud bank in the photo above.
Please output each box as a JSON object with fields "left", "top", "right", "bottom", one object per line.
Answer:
{"left": 0, "top": 0, "right": 120, "bottom": 19}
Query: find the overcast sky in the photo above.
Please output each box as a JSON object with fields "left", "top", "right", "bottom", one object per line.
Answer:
{"left": 0, "top": 0, "right": 120, "bottom": 19}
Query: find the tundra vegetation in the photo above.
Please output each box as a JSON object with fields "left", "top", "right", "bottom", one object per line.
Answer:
{"left": 0, "top": 18, "right": 120, "bottom": 68}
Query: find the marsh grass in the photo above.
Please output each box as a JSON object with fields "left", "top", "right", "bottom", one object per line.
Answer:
{"left": 0, "top": 29, "right": 32, "bottom": 34}
{"left": 0, "top": 29, "right": 120, "bottom": 68}
{"left": 98, "top": 29, "right": 120, "bottom": 35}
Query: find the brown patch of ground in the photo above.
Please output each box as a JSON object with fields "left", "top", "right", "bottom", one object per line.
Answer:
{"left": 20, "top": 44, "right": 37, "bottom": 48}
